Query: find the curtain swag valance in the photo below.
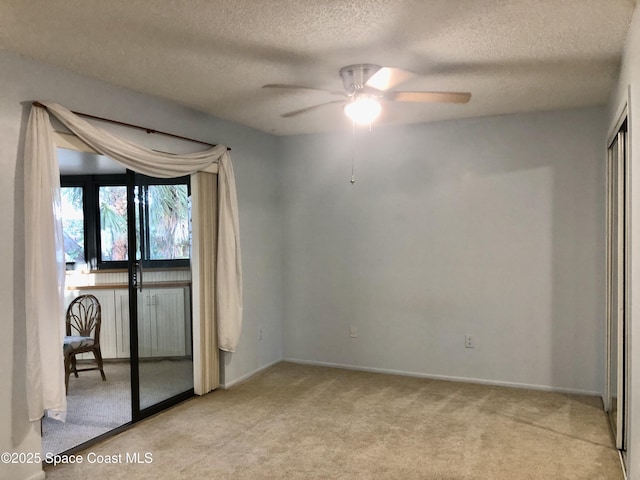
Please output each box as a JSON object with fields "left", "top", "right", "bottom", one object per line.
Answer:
{"left": 24, "top": 102, "right": 243, "bottom": 422}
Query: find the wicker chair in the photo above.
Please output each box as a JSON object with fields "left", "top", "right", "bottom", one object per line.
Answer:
{"left": 63, "top": 294, "right": 107, "bottom": 394}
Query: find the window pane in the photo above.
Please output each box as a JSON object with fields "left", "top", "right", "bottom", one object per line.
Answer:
{"left": 147, "top": 184, "right": 190, "bottom": 260}
{"left": 99, "top": 186, "right": 128, "bottom": 261}
{"left": 61, "top": 186, "right": 85, "bottom": 263}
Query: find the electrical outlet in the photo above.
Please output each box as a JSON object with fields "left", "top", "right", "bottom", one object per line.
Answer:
{"left": 349, "top": 326, "right": 358, "bottom": 338}
{"left": 258, "top": 328, "right": 263, "bottom": 341}
{"left": 465, "top": 335, "right": 474, "bottom": 348}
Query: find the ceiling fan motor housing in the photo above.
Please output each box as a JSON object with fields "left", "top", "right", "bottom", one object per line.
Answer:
{"left": 339, "top": 64, "right": 382, "bottom": 94}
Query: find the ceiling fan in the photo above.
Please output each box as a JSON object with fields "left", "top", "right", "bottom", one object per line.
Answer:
{"left": 263, "top": 64, "right": 471, "bottom": 125}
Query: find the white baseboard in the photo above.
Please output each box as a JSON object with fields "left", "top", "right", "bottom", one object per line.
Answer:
{"left": 23, "top": 471, "right": 45, "bottom": 480}
{"left": 283, "top": 358, "right": 602, "bottom": 397}
{"left": 221, "top": 359, "right": 281, "bottom": 389}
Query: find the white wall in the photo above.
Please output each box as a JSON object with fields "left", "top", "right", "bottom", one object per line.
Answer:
{"left": 0, "top": 51, "right": 283, "bottom": 480}
{"left": 608, "top": 4, "right": 640, "bottom": 478}
{"left": 281, "top": 107, "right": 605, "bottom": 395}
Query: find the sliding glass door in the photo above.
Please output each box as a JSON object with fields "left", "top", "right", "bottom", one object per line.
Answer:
{"left": 54, "top": 142, "right": 200, "bottom": 455}
{"left": 127, "top": 170, "right": 194, "bottom": 419}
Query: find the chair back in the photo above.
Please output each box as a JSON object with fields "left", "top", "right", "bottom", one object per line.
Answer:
{"left": 66, "top": 294, "right": 102, "bottom": 345}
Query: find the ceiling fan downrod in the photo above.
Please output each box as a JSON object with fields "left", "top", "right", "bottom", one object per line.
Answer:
{"left": 339, "top": 64, "right": 382, "bottom": 94}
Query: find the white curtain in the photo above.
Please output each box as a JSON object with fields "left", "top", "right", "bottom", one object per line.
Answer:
{"left": 42, "top": 102, "right": 224, "bottom": 177}
{"left": 24, "top": 106, "right": 67, "bottom": 421}
{"left": 24, "top": 102, "right": 243, "bottom": 421}
{"left": 216, "top": 156, "right": 243, "bottom": 352}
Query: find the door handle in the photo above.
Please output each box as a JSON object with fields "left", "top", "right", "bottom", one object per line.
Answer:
{"left": 138, "top": 261, "right": 144, "bottom": 292}
{"left": 134, "top": 261, "right": 144, "bottom": 292}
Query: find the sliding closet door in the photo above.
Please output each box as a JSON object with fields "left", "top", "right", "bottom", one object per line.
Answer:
{"left": 127, "top": 170, "right": 194, "bottom": 418}
{"left": 606, "top": 120, "right": 627, "bottom": 452}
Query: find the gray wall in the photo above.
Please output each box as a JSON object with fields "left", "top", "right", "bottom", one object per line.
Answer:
{"left": 281, "top": 107, "right": 605, "bottom": 395}
{"left": 607, "top": 5, "right": 640, "bottom": 478}
{"left": 0, "top": 51, "right": 283, "bottom": 480}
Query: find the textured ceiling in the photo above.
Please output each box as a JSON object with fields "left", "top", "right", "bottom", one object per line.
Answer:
{"left": 0, "top": 0, "right": 635, "bottom": 136}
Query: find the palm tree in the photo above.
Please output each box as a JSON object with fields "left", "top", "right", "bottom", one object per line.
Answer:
{"left": 147, "top": 184, "right": 189, "bottom": 260}
{"left": 99, "top": 186, "right": 128, "bottom": 261}
{"left": 60, "top": 186, "right": 85, "bottom": 263}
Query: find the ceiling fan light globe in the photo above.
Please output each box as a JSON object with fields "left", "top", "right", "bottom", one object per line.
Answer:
{"left": 344, "top": 96, "right": 381, "bottom": 125}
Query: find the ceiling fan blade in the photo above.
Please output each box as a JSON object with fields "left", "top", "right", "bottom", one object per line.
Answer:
{"left": 386, "top": 91, "right": 472, "bottom": 104}
{"left": 281, "top": 100, "right": 345, "bottom": 118}
{"left": 262, "top": 84, "right": 347, "bottom": 97}
{"left": 365, "top": 67, "right": 416, "bottom": 91}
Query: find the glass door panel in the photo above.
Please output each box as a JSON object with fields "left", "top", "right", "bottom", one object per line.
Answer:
{"left": 128, "top": 171, "right": 194, "bottom": 417}
{"left": 49, "top": 150, "right": 133, "bottom": 456}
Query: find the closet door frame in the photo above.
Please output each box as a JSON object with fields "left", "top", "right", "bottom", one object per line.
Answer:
{"left": 605, "top": 106, "right": 629, "bottom": 453}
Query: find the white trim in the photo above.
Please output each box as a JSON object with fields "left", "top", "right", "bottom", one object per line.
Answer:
{"left": 608, "top": 96, "right": 629, "bottom": 148}
{"left": 623, "top": 118, "right": 631, "bottom": 451}
{"left": 619, "top": 449, "right": 628, "bottom": 480}
{"left": 54, "top": 130, "right": 98, "bottom": 153}
{"left": 221, "top": 359, "right": 281, "bottom": 389}
{"left": 284, "top": 358, "right": 603, "bottom": 397}
{"left": 605, "top": 139, "right": 613, "bottom": 412}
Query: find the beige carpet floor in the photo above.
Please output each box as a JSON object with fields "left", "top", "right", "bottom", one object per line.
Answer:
{"left": 43, "top": 362, "right": 623, "bottom": 480}
{"left": 42, "top": 359, "right": 194, "bottom": 455}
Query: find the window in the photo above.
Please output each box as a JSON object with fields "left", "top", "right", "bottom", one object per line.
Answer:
{"left": 61, "top": 174, "right": 190, "bottom": 269}
{"left": 98, "top": 185, "right": 128, "bottom": 261}
{"left": 61, "top": 186, "right": 85, "bottom": 263}
{"left": 144, "top": 183, "right": 190, "bottom": 260}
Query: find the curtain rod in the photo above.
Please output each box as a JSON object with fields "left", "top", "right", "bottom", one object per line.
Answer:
{"left": 32, "top": 101, "right": 231, "bottom": 151}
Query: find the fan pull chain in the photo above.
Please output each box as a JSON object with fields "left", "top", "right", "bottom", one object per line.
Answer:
{"left": 350, "top": 121, "right": 374, "bottom": 184}
{"left": 350, "top": 120, "right": 356, "bottom": 184}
